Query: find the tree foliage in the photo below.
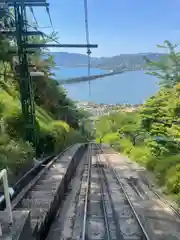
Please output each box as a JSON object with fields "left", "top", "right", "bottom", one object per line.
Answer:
{"left": 0, "top": 20, "right": 89, "bottom": 182}
{"left": 146, "top": 40, "right": 180, "bottom": 87}
{"left": 95, "top": 40, "right": 180, "bottom": 202}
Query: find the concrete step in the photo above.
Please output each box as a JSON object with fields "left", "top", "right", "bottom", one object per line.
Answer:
{"left": 18, "top": 208, "right": 47, "bottom": 234}
{"left": 37, "top": 179, "right": 60, "bottom": 187}
{"left": 33, "top": 183, "right": 58, "bottom": 191}
{"left": 41, "top": 174, "right": 63, "bottom": 181}
{"left": 13, "top": 144, "right": 87, "bottom": 239}
{"left": 0, "top": 210, "right": 32, "bottom": 240}
{"left": 20, "top": 198, "right": 52, "bottom": 209}
{"left": 27, "top": 190, "right": 55, "bottom": 200}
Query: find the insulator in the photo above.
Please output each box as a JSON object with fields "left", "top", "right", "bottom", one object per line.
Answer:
{"left": 87, "top": 49, "right": 91, "bottom": 55}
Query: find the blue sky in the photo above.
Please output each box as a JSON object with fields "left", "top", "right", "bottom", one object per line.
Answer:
{"left": 32, "top": 0, "right": 180, "bottom": 57}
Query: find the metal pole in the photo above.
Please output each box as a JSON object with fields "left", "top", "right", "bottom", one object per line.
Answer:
{"left": 2, "top": 169, "right": 13, "bottom": 224}
{"left": 14, "top": 4, "right": 36, "bottom": 146}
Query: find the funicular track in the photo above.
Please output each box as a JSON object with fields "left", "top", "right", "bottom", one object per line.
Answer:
{"left": 70, "top": 143, "right": 115, "bottom": 240}
{"left": 72, "top": 143, "right": 149, "bottom": 240}
{"left": 66, "top": 143, "right": 150, "bottom": 240}
{"left": 30, "top": 143, "right": 180, "bottom": 240}
{"left": 95, "top": 144, "right": 150, "bottom": 240}
{"left": 46, "top": 143, "right": 115, "bottom": 240}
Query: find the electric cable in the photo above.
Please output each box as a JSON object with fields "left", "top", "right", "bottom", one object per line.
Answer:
{"left": 29, "top": 7, "right": 39, "bottom": 27}
{"left": 83, "top": 0, "right": 91, "bottom": 98}
{"left": 45, "top": 5, "right": 54, "bottom": 32}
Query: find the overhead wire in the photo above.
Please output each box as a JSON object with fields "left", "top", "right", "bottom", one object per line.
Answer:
{"left": 7, "top": 4, "right": 93, "bottom": 64}
{"left": 83, "top": 0, "right": 92, "bottom": 98}
{"left": 45, "top": 5, "right": 54, "bottom": 32}
{"left": 29, "top": 7, "right": 39, "bottom": 27}
{"left": 29, "top": 3, "right": 54, "bottom": 30}
{"left": 6, "top": 10, "right": 55, "bottom": 44}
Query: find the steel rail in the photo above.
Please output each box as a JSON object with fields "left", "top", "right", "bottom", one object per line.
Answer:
{"left": 103, "top": 144, "right": 180, "bottom": 220}
{"left": 96, "top": 150, "right": 112, "bottom": 240}
{"left": 128, "top": 181, "right": 145, "bottom": 200}
{"left": 97, "top": 144, "right": 150, "bottom": 240}
{"left": 139, "top": 172, "right": 180, "bottom": 218}
{"left": 81, "top": 144, "right": 92, "bottom": 240}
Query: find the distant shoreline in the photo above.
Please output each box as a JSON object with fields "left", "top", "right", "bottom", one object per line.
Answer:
{"left": 54, "top": 66, "right": 155, "bottom": 85}
{"left": 54, "top": 65, "right": 111, "bottom": 73}
{"left": 58, "top": 70, "right": 125, "bottom": 85}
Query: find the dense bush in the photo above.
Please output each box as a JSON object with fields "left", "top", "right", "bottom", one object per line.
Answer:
{"left": 103, "top": 133, "right": 120, "bottom": 146}
{"left": 154, "top": 155, "right": 180, "bottom": 186}
{"left": 0, "top": 134, "right": 35, "bottom": 183}
{"left": 166, "top": 163, "right": 180, "bottom": 194}
{"left": 129, "top": 146, "right": 151, "bottom": 165}
{"left": 145, "top": 156, "right": 159, "bottom": 171}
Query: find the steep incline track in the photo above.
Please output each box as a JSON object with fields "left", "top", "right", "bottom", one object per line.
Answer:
{"left": 45, "top": 143, "right": 180, "bottom": 240}
{"left": 95, "top": 144, "right": 148, "bottom": 240}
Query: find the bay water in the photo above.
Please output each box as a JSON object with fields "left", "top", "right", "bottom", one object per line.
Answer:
{"left": 54, "top": 67, "right": 159, "bottom": 104}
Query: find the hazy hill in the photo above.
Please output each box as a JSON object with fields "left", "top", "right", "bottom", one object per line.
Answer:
{"left": 50, "top": 52, "right": 166, "bottom": 71}
{"left": 51, "top": 52, "right": 98, "bottom": 66}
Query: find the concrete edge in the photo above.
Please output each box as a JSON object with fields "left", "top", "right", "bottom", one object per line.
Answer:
{"left": 36, "top": 143, "right": 88, "bottom": 240}
{"left": 11, "top": 145, "right": 75, "bottom": 210}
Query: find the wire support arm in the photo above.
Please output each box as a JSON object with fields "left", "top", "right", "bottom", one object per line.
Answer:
{"left": 24, "top": 43, "right": 98, "bottom": 48}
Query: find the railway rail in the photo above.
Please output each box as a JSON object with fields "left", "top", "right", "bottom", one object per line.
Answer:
{"left": 73, "top": 143, "right": 150, "bottom": 239}
{"left": 139, "top": 171, "right": 180, "bottom": 217}
{"left": 81, "top": 144, "right": 92, "bottom": 240}
{"left": 69, "top": 143, "right": 115, "bottom": 239}
{"left": 96, "top": 143, "right": 150, "bottom": 240}
{"left": 85, "top": 144, "right": 117, "bottom": 239}
{"left": 69, "top": 143, "right": 150, "bottom": 239}
{"left": 96, "top": 146, "right": 119, "bottom": 240}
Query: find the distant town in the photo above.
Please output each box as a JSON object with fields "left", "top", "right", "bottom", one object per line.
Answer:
{"left": 76, "top": 101, "right": 142, "bottom": 118}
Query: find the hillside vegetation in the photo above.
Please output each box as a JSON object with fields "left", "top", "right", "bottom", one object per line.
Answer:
{"left": 52, "top": 52, "right": 166, "bottom": 71}
{"left": 0, "top": 31, "right": 90, "bottom": 183}
{"left": 95, "top": 41, "right": 180, "bottom": 203}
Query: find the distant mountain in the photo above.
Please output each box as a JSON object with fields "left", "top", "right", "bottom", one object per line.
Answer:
{"left": 50, "top": 52, "right": 166, "bottom": 71}
{"left": 50, "top": 52, "right": 98, "bottom": 66}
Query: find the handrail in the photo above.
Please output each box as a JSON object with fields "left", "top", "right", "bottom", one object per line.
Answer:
{"left": 0, "top": 169, "right": 13, "bottom": 236}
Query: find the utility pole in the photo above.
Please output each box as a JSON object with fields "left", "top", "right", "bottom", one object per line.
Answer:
{"left": 1, "top": 0, "right": 98, "bottom": 149}
{"left": 14, "top": 3, "right": 36, "bottom": 146}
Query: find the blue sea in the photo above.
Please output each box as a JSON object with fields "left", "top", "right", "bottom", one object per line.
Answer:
{"left": 54, "top": 67, "right": 159, "bottom": 104}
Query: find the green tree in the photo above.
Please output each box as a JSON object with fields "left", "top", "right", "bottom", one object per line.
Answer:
{"left": 146, "top": 40, "right": 180, "bottom": 87}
